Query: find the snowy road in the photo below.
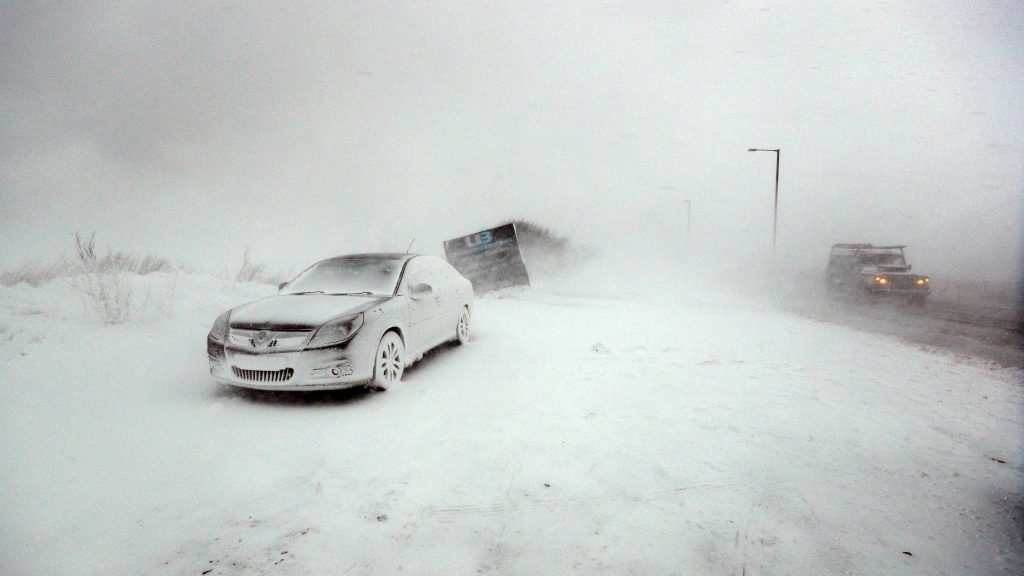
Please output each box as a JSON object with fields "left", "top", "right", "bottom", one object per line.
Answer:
{"left": 766, "top": 279, "right": 1024, "bottom": 370}
{"left": 1, "top": 277, "right": 1022, "bottom": 575}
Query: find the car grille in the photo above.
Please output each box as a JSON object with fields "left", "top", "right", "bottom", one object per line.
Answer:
{"left": 228, "top": 329, "right": 311, "bottom": 352}
{"left": 891, "top": 276, "right": 923, "bottom": 290}
{"left": 231, "top": 367, "right": 295, "bottom": 383}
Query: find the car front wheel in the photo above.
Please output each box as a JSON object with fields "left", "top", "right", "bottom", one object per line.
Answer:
{"left": 456, "top": 307, "right": 470, "bottom": 345}
{"left": 370, "top": 331, "right": 405, "bottom": 390}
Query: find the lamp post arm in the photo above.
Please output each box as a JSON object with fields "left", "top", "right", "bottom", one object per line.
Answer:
{"left": 773, "top": 150, "right": 780, "bottom": 261}
{"left": 747, "top": 147, "right": 781, "bottom": 265}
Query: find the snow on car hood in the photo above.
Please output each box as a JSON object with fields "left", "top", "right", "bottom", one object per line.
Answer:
{"left": 860, "top": 265, "right": 911, "bottom": 275}
{"left": 229, "top": 294, "right": 387, "bottom": 329}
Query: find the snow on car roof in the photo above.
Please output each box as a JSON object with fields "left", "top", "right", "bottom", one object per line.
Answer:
{"left": 830, "top": 244, "right": 906, "bottom": 255}
{"left": 331, "top": 253, "right": 419, "bottom": 261}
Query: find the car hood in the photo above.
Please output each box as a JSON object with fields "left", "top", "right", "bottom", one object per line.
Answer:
{"left": 861, "top": 265, "right": 911, "bottom": 275}
{"left": 229, "top": 294, "right": 388, "bottom": 330}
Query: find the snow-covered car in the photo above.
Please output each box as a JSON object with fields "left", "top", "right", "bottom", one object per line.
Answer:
{"left": 826, "top": 243, "right": 931, "bottom": 304}
{"left": 207, "top": 253, "right": 473, "bottom": 391}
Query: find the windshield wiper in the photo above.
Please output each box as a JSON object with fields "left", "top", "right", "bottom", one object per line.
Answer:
{"left": 328, "top": 291, "right": 377, "bottom": 296}
{"left": 288, "top": 291, "right": 325, "bottom": 295}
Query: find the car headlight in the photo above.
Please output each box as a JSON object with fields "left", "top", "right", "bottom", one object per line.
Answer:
{"left": 209, "top": 310, "right": 231, "bottom": 342}
{"left": 307, "top": 313, "right": 364, "bottom": 348}
{"left": 875, "top": 276, "right": 888, "bottom": 285}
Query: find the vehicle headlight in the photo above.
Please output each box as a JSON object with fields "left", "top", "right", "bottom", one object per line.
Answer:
{"left": 308, "top": 314, "right": 364, "bottom": 348}
{"left": 209, "top": 310, "right": 230, "bottom": 342}
{"left": 875, "top": 276, "right": 888, "bottom": 285}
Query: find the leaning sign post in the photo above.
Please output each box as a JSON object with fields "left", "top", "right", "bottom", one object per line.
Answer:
{"left": 443, "top": 223, "right": 531, "bottom": 293}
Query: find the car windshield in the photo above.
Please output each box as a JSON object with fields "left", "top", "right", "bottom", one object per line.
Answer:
{"left": 282, "top": 257, "right": 404, "bottom": 296}
{"left": 857, "top": 251, "right": 906, "bottom": 267}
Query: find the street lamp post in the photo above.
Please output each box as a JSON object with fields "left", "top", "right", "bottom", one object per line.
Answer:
{"left": 683, "top": 200, "right": 691, "bottom": 245}
{"left": 748, "top": 148, "right": 780, "bottom": 263}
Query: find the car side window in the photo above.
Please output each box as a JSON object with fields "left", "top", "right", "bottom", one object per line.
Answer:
{"left": 422, "top": 258, "right": 445, "bottom": 286}
{"left": 436, "top": 258, "right": 460, "bottom": 289}
{"left": 402, "top": 259, "right": 430, "bottom": 293}
{"left": 438, "top": 260, "right": 458, "bottom": 282}
{"left": 429, "top": 258, "right": 447, "bottom": 281}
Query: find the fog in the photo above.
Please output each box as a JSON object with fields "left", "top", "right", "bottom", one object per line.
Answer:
{"left": 2, "top": 1, "right": 1021, "bottom": 284}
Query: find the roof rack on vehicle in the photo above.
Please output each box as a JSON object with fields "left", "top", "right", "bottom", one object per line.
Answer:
{"left": 830, "top": 243, "right": 906, "bottom": 250}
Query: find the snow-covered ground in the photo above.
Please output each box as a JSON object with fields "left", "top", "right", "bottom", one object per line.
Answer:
{"left": 1, "top": 273, "right": 1021, "bottom": 575}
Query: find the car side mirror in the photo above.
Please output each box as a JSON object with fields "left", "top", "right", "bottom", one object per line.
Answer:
{"left": 907, "top": 264, "right": 912, "bottom": 271}
{"left": 409, "top": 283, "right": 433, "bottom": 300}
{"left": 278, "top": 282, "right": 289, "bottom": 290}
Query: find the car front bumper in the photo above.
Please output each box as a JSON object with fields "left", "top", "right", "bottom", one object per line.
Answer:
{"left": 207, "top": 335, "right": 374, "bottom": 391}
{"left": 866, "top": 286, "right": 930, "bottom": 297}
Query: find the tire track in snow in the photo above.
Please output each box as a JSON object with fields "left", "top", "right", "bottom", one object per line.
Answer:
{"left": 422, "top": 478, "right": 784, "bottom": 523}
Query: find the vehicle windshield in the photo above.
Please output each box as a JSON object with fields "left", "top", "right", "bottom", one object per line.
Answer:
{"left": 857, "top": 251, "right": 906, "bottom": 267}
{"left": 281, "top": 257, "right": 404, "bottom": 296}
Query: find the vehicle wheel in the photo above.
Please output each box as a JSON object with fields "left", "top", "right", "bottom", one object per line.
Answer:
{"left": 369, "top": 331, "right": 405, "bottom": 390}
{"left": 455, "top": 307, "right": 470, "bottom": 345}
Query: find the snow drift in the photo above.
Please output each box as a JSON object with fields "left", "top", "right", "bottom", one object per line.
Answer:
{"left": 1, "top": 268, "right": 1021, "bottom": 575}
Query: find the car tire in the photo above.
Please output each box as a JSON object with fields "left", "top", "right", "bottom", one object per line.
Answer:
{"left": 369, "top": 331, "right": 405, "bottom": 391}
{"left": 456, "top": 307, "right": 470, "bottom": 345}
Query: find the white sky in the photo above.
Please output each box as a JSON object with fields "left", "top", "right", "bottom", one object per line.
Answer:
{"left": 2, "top": 1, "right": 1021, "bottom": 281}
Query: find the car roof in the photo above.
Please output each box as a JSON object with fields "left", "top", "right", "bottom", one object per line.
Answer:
{"left": 830, "top": 244, "right": 906, "bottom": 256}
{"left": 330, "top": 253, "right": 420, "bottom": 261}
{"left": 830, "top": 243, "right": 906, "bottom": 250}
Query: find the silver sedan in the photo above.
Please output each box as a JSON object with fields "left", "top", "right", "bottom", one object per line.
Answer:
{"left": 207, "top": 253, "right": 473, "bottom": 391}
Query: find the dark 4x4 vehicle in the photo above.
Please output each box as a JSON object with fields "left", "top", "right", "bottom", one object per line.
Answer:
{"left": 826, "top": 244, "right": 931, "bottom": 305}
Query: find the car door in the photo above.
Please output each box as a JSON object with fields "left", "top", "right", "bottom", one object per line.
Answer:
{"left": 422, "top": 257, "right": 457, "bottom": 342}
{"left": 430, "top": 258, "right": 464, "bottom": 336}
{"left": 401, "top": 258, "right": 441, "bottom": 356}
{"left": 424, "top": 257, "right": 460, "bottom": 347}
